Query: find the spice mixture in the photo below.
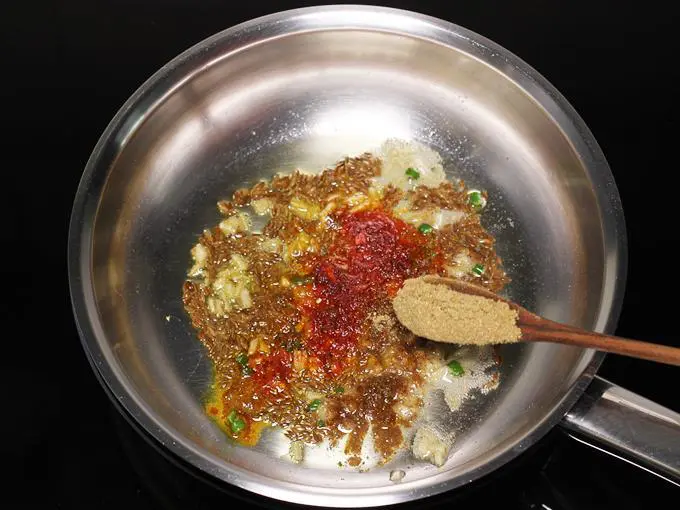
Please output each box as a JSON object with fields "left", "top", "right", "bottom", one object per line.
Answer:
{"left": 393, "top": 277, "right": 521, "bottom": 345}
{"left": 182, "top": 140, "right": 510, "bottom": 467}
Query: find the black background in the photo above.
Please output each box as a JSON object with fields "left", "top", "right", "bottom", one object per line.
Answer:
{"left": 2, "top": 1, "right": 679, "bottom": 508}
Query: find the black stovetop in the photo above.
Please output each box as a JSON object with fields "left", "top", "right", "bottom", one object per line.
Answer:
{"left": 41, "top": 394, "right": 680, "bottom": 509}
{"left": 3, "top": 1, "right": 679, "bottom": 508}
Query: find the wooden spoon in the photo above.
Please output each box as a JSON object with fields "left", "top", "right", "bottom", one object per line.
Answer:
{"left": 395, "top": 275, "right": 680, "bottom": 367}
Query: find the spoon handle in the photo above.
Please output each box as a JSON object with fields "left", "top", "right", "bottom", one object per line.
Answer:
{"left": 518, "top": 310, "right": 680, "bottom": 366}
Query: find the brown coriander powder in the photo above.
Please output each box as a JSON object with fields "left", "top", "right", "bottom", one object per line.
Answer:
{"left": 392, "top": 277, "right": 521, "bottom": 345}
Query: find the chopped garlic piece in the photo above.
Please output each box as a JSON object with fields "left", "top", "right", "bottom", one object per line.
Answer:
{"left": 188, "top": 243, "right": 209, "bottom": 278}
{"left": 289, "top": 196, "right": 321, "bottom": 221}
{"left": 209, "top": 254, "right": 253, "bottom": 315}
{"left": 435, "top": 209, "right": 466, "bottom": 227}
{"left": 445, "top": 250, "right": 475, "bottom": 278}
{"left": 259, "top": 236, "right": 283, "bottom": 254}
{"left": 389, "top": 470, "right": 406, "bottom": 482}
{"left": 289, "top": 441, "right": 304, "bottom": 464}
{"left": 368, "top": 186, "right": 384, "bottom": 201}
{"left": 345, "top": 187, "right": 384, "bottom": 213}
{"left": 240, "top": 287, "right": 252, "bottom": 309}
{"left": 192, "top": 243, "right": 209, "bottom": 264}
{"left": 393, "top": 203, "right": 465, "bottom": 229}
{"left": 285, "top": 232, "right": 318, "bottom": 260}
{"left": 248, "top": 337, "right": 258, "bottom": 355}
{"left": 219, "top": 212, "right": 251, "bottom": 236}
{"left": 412, "top": 426, "right": 452, "bottom": 467}
{"left": 305, "top": 390, "right": 325, "bottom": 401}
{"left": 251, "top": 198, "right": 273, "bottom": 216}
{"left": 346, "top": 192, "right": 367, "bottom": 208}
{"left": 375, "top": 139, "right": 446, "bottom": 191}
{"left": 206, "top": 296, "right": 225, "bottom": 316}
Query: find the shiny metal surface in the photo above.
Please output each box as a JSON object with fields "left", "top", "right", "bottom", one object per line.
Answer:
{"left": 69, "top": 5, "right": 628, "bottom": 507}
{"left": 563, "top": 376, "right": 680, "bottom": 480}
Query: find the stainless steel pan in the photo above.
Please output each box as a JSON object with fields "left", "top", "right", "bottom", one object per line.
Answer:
{"left": 68, "top": 6, "right": 680, "bottom": 506}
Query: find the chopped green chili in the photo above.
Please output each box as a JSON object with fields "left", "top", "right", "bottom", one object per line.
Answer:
{"left": 235, "top": 352, "right": 253, "bottom": 375}
{"left": 334, "top": 386, "right": 345, "bottom": 394}
{"left": 227, "top": 409, "right": 246, "bottom": 434}
{"left": 307, "top": 399, "right": 322, "bottom": 411}
{"left": 291, "top": 275, "right": 314, "bottom": 286}
{"left": 447, "top": 360, "right": 465, "bottom": 377}
{"left": 471, "top": 263, "right": 485, "bottom": 277}
{"left": 317, "top": 419, "right": 326, "bottom": 427}
{"left": 418, "top": 223, "right": 434, "bottom": 235}
{"left": 405, "top": 167, "right": 420, "bottom": 179}
{"left": 467, "top": 190, "right": 486, "bottom": 210}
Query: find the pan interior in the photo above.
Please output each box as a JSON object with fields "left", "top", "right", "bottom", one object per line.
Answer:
{"left": 77, "top": 14, "right": 620, "bottom": 507}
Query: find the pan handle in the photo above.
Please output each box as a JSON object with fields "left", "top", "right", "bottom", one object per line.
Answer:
{"left": 560, "top": 375, "right": 680, "bottom": 481}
